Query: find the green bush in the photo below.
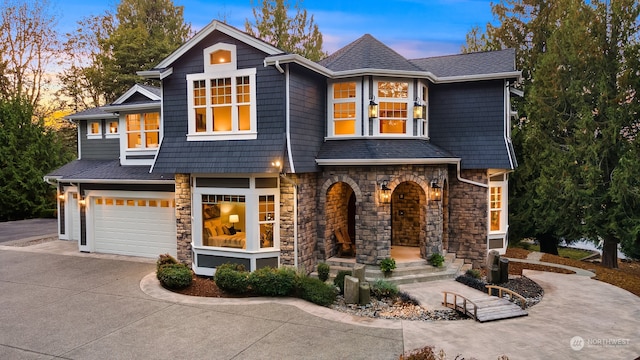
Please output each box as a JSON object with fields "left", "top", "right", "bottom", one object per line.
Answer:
{"left": 428, "top": 253, "right": 445, "bottom": 267}
{"left": 214, "top": 266, "right": 250, "bottom": 294}
{"left": 333, "top": 270, "right": 352, "bottom": 294}
{"left": 465, "top": 268, "right": 482, "bottom": 279}
{"left": 156, "top": 253, "right": 179, "bottom": 273}
{"left": 317, "top": 262, "right": 330, "bottom": 282}
{"left": 371, "top": 278, "right": 398, "bottom": 298}
{"left": 157, "top": 263, "right": 192, "bottom": 289}
{"left": 298, "top": 276, "right": 337, "bottom": 306}
{"left": 216, "top": 262, "right": 247, "bottom": 272}
{"left": 380, "top": 257, "right": 396, "bottom": 273}
{"left": 248, "top": 267, "right": 296, "bottom": 297}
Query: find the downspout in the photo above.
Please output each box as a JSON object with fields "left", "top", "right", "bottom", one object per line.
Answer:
{"left": 274, "top": 60, "right": 299, "bottom": 269}
{"left": 455, "top": 160, "right": 489, "bottom": 188}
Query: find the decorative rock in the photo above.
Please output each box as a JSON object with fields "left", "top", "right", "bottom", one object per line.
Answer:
{"left": 359, "top": 282, "right": 370, "bottom": 305}
{"left": 353, "top": 264, "right": 366, "bottom": 283}
{"left": 344, "top": 275, "right": 360, "bottom": 304}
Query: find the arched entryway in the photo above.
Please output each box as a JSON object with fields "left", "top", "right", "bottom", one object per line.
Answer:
{"left": 391, "top": 181, "right": 426, "bottom": 260}
{"left": 324, "top": 182, "right": 356, "bottom": 258}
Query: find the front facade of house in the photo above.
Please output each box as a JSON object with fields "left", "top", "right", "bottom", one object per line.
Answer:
{"left": 46, "top": 21, "right": 520, "bottom": 273}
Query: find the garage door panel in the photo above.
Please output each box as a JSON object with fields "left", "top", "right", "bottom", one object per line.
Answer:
{"left": 92, "top": 195, "right": 176, "bottom": 258}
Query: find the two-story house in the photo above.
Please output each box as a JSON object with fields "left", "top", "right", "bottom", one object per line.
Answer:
{"left": 45, "top": 21, "right": 520, "bottom": 273}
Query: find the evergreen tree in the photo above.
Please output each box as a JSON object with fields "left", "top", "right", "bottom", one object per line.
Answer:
{"left": 60, "top": 0, "right": 191, "bottom": 107}
{"left": 0, "top": 96, "right": 72, "bottom": 221}
{"left": 245, "top": 0, "right": 327, "bottom": 61}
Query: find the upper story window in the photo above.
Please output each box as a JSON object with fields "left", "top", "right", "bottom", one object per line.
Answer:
{"left": 126, "top": 113, "right": 159, "bottom": 149}
{"left": 187, "top": 43, "right": 257, "bottom": 141}
{"left": 330, "top": 81, "right": 361, "bottom": 136}
{"left": 377, "top": 81, "right": 409, "bottom": 135}
{"left": 87, "top": 121, "right": 102, "bottom": 139}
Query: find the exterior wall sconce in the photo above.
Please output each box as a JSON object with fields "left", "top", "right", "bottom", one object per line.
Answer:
{"left": 379, "top": 180, "right": 391, "bottom": 204}
{"left": 368, "top": 99, "right": 379, "bottom": 118}
{"left": 413, "top": 101, "right": 426, "bottom": 120}
{"left": 78, "top": 197, "right": 86, "bottom": 206}
{"left": 58, "top": 193, "right": 65, "bottom": 201}
{"left": 430, "top": 181, "right": 442, "bottom": 202}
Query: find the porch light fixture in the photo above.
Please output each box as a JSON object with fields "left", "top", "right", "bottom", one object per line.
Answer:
{"left": 368, "top": 99, "right": 379, "bottom": 118}
{"left": 379, "top": 180, "right": 391, "bottom": 204}
{"left": 413, "top": 101, "right": 426, "bottom": 120}
{"left": 430, "top": 181, "right": 442, "bottom": 202}
{"left": 78, "top": 197, "right": 86, "bottom": 206}
{"left": 58, "top": 194, "right": 65, "bottom": 201}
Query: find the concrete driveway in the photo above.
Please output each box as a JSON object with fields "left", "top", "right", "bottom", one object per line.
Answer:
{"left": 1, "top": 240, "right": 639, "bottom": 359}
{"left": 0, "top": 218, "right": 57, "bottom": 243}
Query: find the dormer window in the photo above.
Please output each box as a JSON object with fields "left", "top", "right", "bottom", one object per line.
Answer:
{"left": 187, "top": 43, "right": 256, "bottom": 141}
{"left": 87, "top": 121, "right": 102, "bottom": 139}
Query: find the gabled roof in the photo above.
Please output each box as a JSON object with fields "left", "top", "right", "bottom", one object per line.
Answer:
{"left": 101, "top": 84, "right": 161, "bottom": 112}
{"left": 319, "top": 34, "right": 422, "bottom": 72}
{"left": 45, "top": 160, "right": 173, "bottom": 183}
{"left": 316, "top": 139, "right": 459, "bottom": 166}
{"left": 150, "top": 20, "right": 283, "bottom": 71}
{"left": 410, "top": 49, "right": 516, "bottom": 78}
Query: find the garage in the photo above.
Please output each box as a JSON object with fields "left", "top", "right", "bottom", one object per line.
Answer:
{"left": 91, "top": 193, "right": 176, "bottom": 258}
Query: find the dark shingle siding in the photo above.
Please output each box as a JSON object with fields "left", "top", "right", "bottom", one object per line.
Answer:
{"left": 429, "top": 80, "right": 512, "bottom": 169}
{"left": 289, "top": 64, "right": 325, "bottom": 173}
{"left": 78, "top": 120, "right": 120, "bottom": 160}
{"left": 152, "top": 30, "right": 287, "bottom": 174}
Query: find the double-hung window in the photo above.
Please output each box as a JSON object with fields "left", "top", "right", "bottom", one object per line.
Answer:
{"left": 126, "top": 113, "right": 159, "bottom": 149}
{"left": 187, "top": 43, "right": 257, "bottom": 141}
{"left": 330, "top": 81, "right": 360, "bottom": 136}
{"left": 377, "top": 81, "right": 411, "bottom": 135}
{"left": 87, "top": 121, "right": 102, "bottom": 139}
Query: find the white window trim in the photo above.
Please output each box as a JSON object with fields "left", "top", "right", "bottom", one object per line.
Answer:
{"left": 488, "top": 179, "right": 508, "bottom": 235}
{"left": 186, "top": 68, "right": 257, "bottom": 141}
{"left": 87, "top": 120, "right": 102, "bottom": 139}
{"left": 105, "top": 120, "right": 119, "bottom": 139}
{"left": 124, "top": 112, "right": 160, "bottom": 150}
{"left": 119, "top": 112, "right": 160, "bottom": 166}
{"left": 191, "top": 177, "right": 280, "bottom": 253}
{"left": 328, "top": 80, "right": 362, "bottom": 137}
{"left": 373, "top": 79, "right": 415, "bottom": 137}
{"left": 204, "top": 43, "right": 237, "bottom": 73}
{"left": 417, "top": 81, "right": 430, "bottom": 139}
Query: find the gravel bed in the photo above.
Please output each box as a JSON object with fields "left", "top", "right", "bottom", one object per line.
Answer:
{"left": 330, "top": 295, "right": 468, "bottom": 321}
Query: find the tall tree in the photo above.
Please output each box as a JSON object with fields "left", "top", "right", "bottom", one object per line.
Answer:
{"left": 60, "top": 0, "right": 191, "bottom": 107}
{"left": 0, "top": 96, "right": 72, "bottom": 221}
{"left": 0, "top": 0, "right": 59, "bottom": 111}
{"left": 245, "top": 0, "right": 327, "bottom": 61}
{"left": 466, "top": 0, "right": 640, "bottom": 266}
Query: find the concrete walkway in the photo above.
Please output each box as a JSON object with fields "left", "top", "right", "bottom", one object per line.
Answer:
{"left": 1, "top": 239, "right": 639, "bottom": 359}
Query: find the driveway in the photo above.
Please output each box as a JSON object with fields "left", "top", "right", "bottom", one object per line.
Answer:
{"left": 0, "top": 241, "right": 639, "bottom": 359}
{"left": 0, "top": 218, "right": 57, "bottom": 243}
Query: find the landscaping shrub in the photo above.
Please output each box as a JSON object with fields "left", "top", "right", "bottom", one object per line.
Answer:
{"left": 371, "top": 278, "right": 398, "bottom": 298}
{"left": 216, "top": 262, "right": 246, "bottom": 272}
{"left": 317, "top": 262, "right": 330, "bottom": 282}
{"left": 399, "top": 345, "right": 445, "bottom": 360}
{"left": 465, "top": 268, "right": 482, "bottom": 279}
{"left": 333, "top": 270, "right": 352, "bottom": 294}
{"left": 455, "top": 274, "right": 487, "bottom": 292}
{"left": 428, "top": 253, "right": 445, "bottom": 267}
{"left": 156, "top": 253, "right": 178, "bottom": 273}
{"left": 380, "top": 257, "right": 396, "bottom": 273}
{"left": 397, "top": 291, "right": 420, "bottom": 306}
{"left": 214, "top": 266, "right": 250, "bottom": 294}
{"left": 298, "top": 276, "right": 337, "bottom": 306}
{"left": 157, "top": 263, "right": 192, "bottom": 289}
{"left": 248, "top": 267, "right": 296, "bottom": 296}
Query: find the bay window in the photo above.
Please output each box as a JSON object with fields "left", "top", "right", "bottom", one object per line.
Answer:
{"left": 377, "top": 81, "right": 410, "bottom": 135}
{"left": 330, "top": 81, "right": 360, "bottom": 136}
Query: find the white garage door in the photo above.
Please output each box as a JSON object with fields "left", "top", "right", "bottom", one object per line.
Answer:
{"left": 92, "top": 195, "right": 176, "bottom": 258}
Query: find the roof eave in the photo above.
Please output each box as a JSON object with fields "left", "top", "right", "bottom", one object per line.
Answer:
{"left": 54, "top": 178, "right": 175, "bottom": 184}
{"left": 100, "top": 102, "right": 161, "bottom": 112}
{"left": 64, "top": 112, "right": 118, "bottom": 121}
{"left": 436, "top": 71, "right": 522, "bottom": 84}
{"left": 264, "top": 54, "right": 332, "bottom": 77}
{"left": 112, "top": 84, "right": 161, "bottom": 104}
{"left": 316, "top": 158, "right": 461, "bottom": 166}
{"left": 137, "top": 68, "right": 173, "bottom": 80}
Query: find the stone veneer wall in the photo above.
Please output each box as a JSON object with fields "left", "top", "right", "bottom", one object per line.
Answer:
{"left": 318, "top": 165, "right": 446, "bottom": 266}
{"left": 447, "top": 168, "right": 488, "bottom": 268}
{"left": 279, "top": 173, "right": 318, "bottom": 274}
{"left": 175, "top": 173, "right": 192, "bottom": 265}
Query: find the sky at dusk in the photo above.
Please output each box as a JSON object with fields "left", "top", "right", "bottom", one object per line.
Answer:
{"left": 53, "top": 0, "right": 496, "bottom": 59}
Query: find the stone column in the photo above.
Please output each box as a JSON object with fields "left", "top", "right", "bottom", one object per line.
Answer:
{"left": 175, "top": 173, "right": 192, "bottom": 265}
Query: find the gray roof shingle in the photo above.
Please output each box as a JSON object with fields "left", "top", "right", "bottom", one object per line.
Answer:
{"left": 410, "top": 49, "right": 516, "bottom": 77}
{"left": 46, "top": 160, "right": 173, "bottom": 181}
{"left": 316, "top": 139, "right": 458, "bottom": 162}
{"left": 319, "top": 34, "right": 422, "bottom": 72}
